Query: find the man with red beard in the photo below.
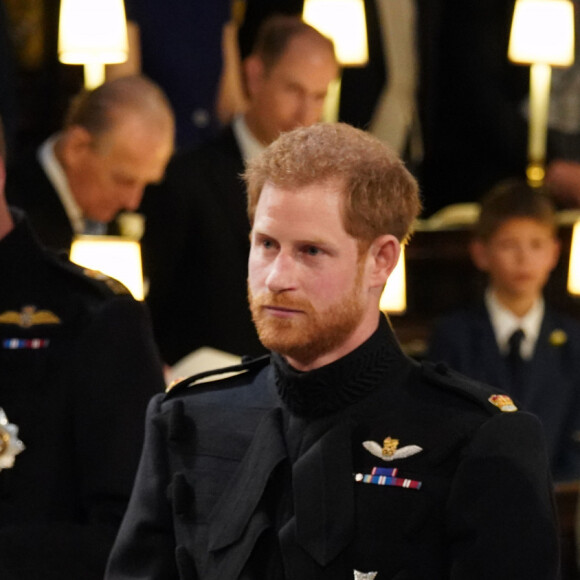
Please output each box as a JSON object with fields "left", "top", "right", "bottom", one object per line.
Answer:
{"left": 106, "top": 124, "right": 559, "bottom": 579}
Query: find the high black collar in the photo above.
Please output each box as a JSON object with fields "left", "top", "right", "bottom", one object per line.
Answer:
{"left": 272, "top": 315, "right": 401, "bottom": 419}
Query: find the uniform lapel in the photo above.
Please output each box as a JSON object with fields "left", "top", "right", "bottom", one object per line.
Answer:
{"left": 283, "top": 417, "right": 355, "bottom": 571}
{"left": 526, "top": 310, "right": 564, "bottom": 405}
{"left": 206, "top": 407, "right": 287, "bottom": 579}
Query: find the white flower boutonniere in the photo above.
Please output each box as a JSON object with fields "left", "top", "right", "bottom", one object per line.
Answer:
{"left": 0, "top": 408, "right": 25, "bottom": 470}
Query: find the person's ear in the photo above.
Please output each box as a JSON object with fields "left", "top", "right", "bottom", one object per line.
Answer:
{"left": 469, "top": 239, "right": 490, "bottom": 272}
{"left": 367, "top": 234, "right": 401, "bottom": 289}
{"left": 243, "top": 55, "right": 265, "bottom": 99}
{"left": 59, "top": 126, "right": 94, "bottom": 168}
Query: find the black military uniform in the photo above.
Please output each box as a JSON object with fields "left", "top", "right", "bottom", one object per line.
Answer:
{"left": 106, "top": 315, "right": 559, "bottom": 579}
{"left": 0, "top": 211, "right": 166, "bottom": 580}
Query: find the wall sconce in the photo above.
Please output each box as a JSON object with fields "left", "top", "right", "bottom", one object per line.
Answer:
{"left": 567, "top": 222, "right": 580, "bottom": 295}
{"left": 379, "top": 246, "right": 406, "bottom": 315}
{"left": 70, "top": 235, "right": 144, "bottom": 300}
{"left": 58, "top": 0, "right": 129, "bottom": 89}
{"left": 303, "top": 0, "right": 368, "bottom": 66}
{"left": 508, "top": 0, "right": 575, "bottom": 186}
{"left": 302, "top": 0, "right": 368, "bottom": 122}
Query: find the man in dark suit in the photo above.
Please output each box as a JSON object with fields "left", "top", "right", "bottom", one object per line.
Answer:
{"left": 6, "top": 75, "right": 175, "bottom": 253}
{"left": 106, "top": 123, "right": 558, "bottom": 579}
{"left": 141, "top": 15, "right": 339, "bottom": 365}
{"left": 0, "top": 118, "right": 166, "bottom": 579}
{"left": 429, "top": 179, "right": 580, "bottom": 481}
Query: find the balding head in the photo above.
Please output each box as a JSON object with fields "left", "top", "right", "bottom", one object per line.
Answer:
{"left": 57, "top": 75, "right": 175, "bottom": 222}
{"left": 243, "top": 15, "right": 338, "bottom": 145}
{"left": 250, "top": 15, "right": 336, "bottom": 75}
{"left": 64, "top": 75, "right": 174, "bottom": 141}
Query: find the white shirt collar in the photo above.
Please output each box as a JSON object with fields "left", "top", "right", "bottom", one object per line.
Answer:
{"left": 485, "top": 287, "right": 544, "bottom": 359}
{"left": 37, "top": 135, "right": 85, "bottom": 234}
{"left": 232, "top": 115, "right": 266, "bottom": 163}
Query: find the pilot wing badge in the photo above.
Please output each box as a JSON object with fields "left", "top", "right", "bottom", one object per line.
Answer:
{"left": 0, "top": 305, "right": 61, "bottom": 328}
{"left": 363, "top": 436, "right": 423, "bottom": 462}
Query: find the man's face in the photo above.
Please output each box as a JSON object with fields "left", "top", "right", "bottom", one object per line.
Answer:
{"left": 471, "top": 218, "right": 560, "bottom": 302}
{"left": 248, "top": 180, "right": 377, "bottom": 371}
{"left": 66, "top": 113, "right": 174, "bottom": 222}
{"left": 245, "top": 35, "right": 338, "bottom": 145}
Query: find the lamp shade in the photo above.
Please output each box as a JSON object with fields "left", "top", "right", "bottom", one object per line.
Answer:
{"left": 303, "top": 0, "right": 368, "bottom": 66}
{"left": 58, "top": 0, "right": 129, "bottom": 64}
{"left": 508, "top": 0, "right": 574, "bottom": 66}
{"left": 568, "top": 221, "right": 580, "bottom": 295}
{"left": 70, "top": 235, "right": 144, "bottom": 300}
{"left": 379, "top": 247, "right": 406, "bottom": 314}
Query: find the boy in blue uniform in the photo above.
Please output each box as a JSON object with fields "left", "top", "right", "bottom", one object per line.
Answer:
{"left": 429, "top": 178, "right": 580, "bottom": 481}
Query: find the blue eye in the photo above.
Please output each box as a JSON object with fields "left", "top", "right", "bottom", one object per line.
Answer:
{"left": 305, "top": 246, "right": 320, "bottom": 256}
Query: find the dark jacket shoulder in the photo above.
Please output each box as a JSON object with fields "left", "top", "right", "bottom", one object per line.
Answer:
{"left": 420, "top": 360, "right": 518, "bottom": 415}
{"left": 163, "top": 125, "right": 242, "bottom": 187}
{"left": 3, "top": 214, "right": 135, "bottom": 323}
{"left": 164, "top": 354, "right": 271, "bottom": 400}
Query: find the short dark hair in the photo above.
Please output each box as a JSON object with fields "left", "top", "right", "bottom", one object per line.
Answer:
{"left": 475, "top": 178, "right": 557, "bottom": 240}
{"left": 64, "top": 74, "right": 174, "bottom": 138}
{"left": 251, "top": 14, "right": 336, "bottom": 73}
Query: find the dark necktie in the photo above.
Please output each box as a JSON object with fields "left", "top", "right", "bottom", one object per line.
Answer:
{"left": 506, "top": 329, "right": 525, "bottom": 397}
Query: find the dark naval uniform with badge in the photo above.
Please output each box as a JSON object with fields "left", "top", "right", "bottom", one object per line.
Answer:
{"left": 0, "top": 211, "right": 166, "bottom": 580}
{"left": 106, "top": 315, "right": 559, "bottom": 579}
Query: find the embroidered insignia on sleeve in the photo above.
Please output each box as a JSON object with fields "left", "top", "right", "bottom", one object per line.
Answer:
{"left": 0, "top": 408, "right": 25, "bottom": 470}
{"left": 0, "top": 306, "right": 61, "bottom": 328}
{"left": 362, "top": 438, "right": 423, "bottom": 462}
{"left": 488, "top": 394, "right": 518, "bottom": 412}
{"left": 549, "top": 329, "right": 567, "bottom": 347}
{"left": 354, "top": 570, "right": 378, "bottom": 579}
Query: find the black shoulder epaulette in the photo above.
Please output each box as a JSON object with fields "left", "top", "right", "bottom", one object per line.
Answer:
{"left": 164, "top": 354, "right": 271, "bottom": 398}
{"left": 421, "top": 361, "right": 519, "bottom": 414}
